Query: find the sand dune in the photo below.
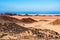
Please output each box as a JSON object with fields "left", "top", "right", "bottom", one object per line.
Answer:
{"left": 0, "top": 15, "right": 60, "bottom": 40}
{"left": 50, "top": 19, "right": 60, "bottom": 25}
{"left": 20, "top": 18, "right": 37, "bottom": 23}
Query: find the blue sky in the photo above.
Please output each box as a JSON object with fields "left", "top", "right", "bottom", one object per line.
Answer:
{"left": 0, "top": 0, "right": 60, "bottom": 14}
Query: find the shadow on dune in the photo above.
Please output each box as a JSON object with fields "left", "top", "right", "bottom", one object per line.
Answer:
{"left": 0, "top": 22, "right": 29, "bottom": 34}
{"left": 39, "top": 20, "right": 49, "bottom": 22}
{"left": 0, "top": 22, "right": 60, "bottom": 39}
{"left": 20, "top": 18, "right": 37, "bottom": 23}
{"left": 50, "top": 19, "right": 60, "bottom": 25}
{"left": 0, "top": 16, "right": 21, "bottom": 23}
{"left": 0, "top": 16, "right": 37, "bottom": 24}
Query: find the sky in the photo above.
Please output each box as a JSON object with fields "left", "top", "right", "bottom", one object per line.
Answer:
{"left": 0, "top": 0, "right": 60, "bottom": 14}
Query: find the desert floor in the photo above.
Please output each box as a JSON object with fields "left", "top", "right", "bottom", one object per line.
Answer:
{"left": 11, "top": 15, "right": 60, "bottom": 34}
{"left": 0, "top": 15, "right": 60, "bottom": 40}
